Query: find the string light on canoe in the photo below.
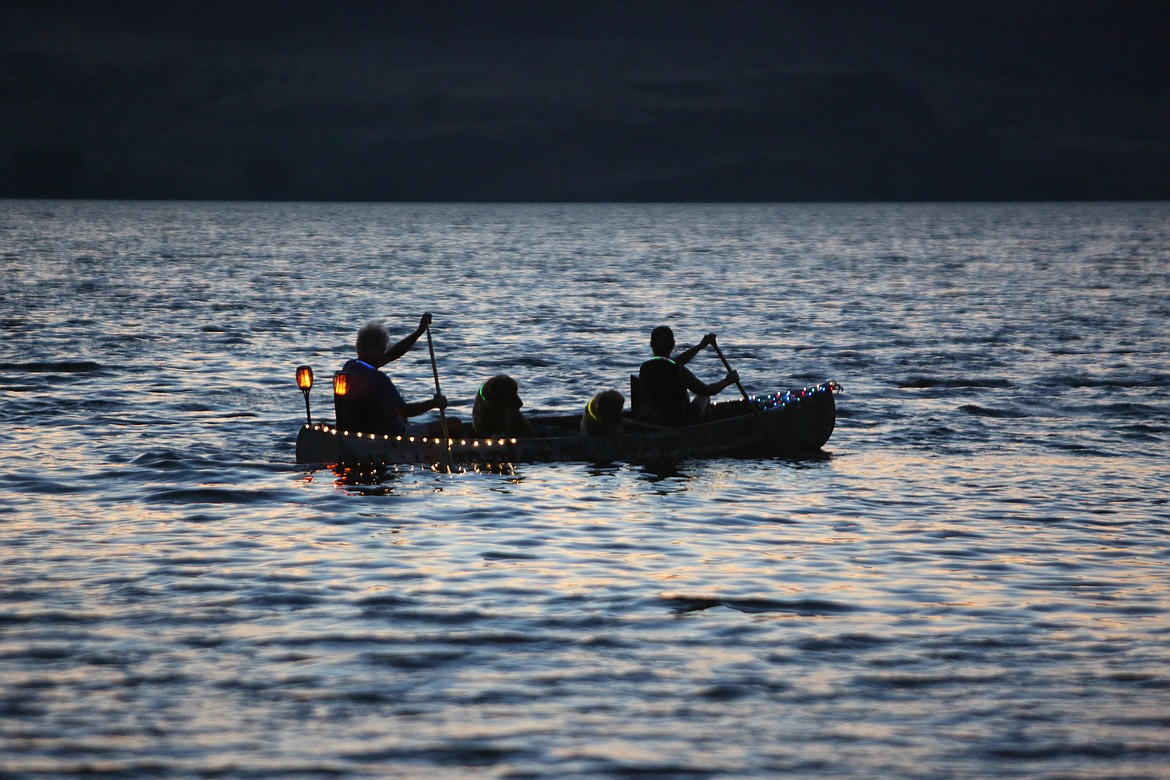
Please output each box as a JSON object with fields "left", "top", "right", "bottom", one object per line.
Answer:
{"left": 750, "top": 381, "right": 841, "bottom": 411}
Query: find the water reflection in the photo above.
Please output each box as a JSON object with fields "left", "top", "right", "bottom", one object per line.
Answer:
{"left": 325, "top": 459, "right": 525, "bottom": 493}
{"left": 3, "top": 201, "right": 1168, "bottom": 780}
{"left": 332, "top": 463, "right": 402, "bottom": 494}
{"left": 636, "top": 463, "right": 696, "bottom": 493}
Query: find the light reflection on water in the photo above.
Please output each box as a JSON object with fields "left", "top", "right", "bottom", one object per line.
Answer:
{"left": 1, "top": 201, "right": 1168, "bottom": 777}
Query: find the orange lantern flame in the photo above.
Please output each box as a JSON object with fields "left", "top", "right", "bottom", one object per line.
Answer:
{"left": 296, "top": 365, "right": 313, "bottom": 391}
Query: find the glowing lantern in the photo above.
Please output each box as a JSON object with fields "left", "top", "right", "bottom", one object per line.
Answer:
{"left": 299, "top": 364, "right": 318, "bottom": 390}
{"left": 295, "top": 365, "right": 314, "bottom": 424}
{"left": 331, "top": 372, "right": 350, "bottom": 432}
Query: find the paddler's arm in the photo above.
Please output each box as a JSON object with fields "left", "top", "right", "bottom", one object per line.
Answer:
{"left": 375, "top": 312, "right": 432, "bottom": 367}
{"left": 402, "top": 393, "right": 447, "bottom": 418}
{"left": 674, "top": 333, "right": 716, "bottom": 367}
{"left": 679, "top": 364, "right": 738, "bottom": 397}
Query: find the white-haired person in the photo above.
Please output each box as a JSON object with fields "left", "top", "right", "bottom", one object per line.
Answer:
{"left": 336, "top": 313, "right": 446, "bottom": 435}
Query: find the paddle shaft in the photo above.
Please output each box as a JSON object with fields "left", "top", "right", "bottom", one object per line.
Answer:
{"left": 710, "top": 338, "right": 788, "bottom": 445}
{"left": 710, "top": 339, "right": 751, "bottom": 404}
{"left": 425, "top": 325, "right": 450, "bottom": 444}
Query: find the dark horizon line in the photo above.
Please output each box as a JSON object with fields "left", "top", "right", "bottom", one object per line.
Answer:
{"left": 5, "top": 195, "right": 1168, "bottom": 206}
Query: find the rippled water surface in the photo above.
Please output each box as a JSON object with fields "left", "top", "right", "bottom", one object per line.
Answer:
{"left": 2, "top": 201, "right": 1168, "bottom": 778}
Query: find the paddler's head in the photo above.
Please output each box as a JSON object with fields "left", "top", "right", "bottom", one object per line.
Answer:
{"left": 650, "top": 325, "right": 675, "bottom": 357}
{"left": 355, "top": 321, "right": 389, "bottom": 363}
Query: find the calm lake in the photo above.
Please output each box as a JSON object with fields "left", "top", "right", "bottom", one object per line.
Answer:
{"left": 1, "top": 200, "right": 1168, "bottom": 778}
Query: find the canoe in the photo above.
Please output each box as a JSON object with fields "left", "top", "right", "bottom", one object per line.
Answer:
{"left": 294, "top": 380, "right": 840, "bottom": 467}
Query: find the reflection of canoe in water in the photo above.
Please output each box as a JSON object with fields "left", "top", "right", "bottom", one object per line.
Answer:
{"left": 295, "top": 381, "right": 840, "bottom": 467}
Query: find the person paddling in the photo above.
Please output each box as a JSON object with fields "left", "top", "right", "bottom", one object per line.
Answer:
{"left": 636, "top": 325, "right": 738, "bottom": 426}
{"left": 336, "top": 314, "right": 446, "bottom": 435}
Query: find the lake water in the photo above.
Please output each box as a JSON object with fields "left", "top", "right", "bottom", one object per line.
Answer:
{"left": 1, "top": 200, "right": 1168, "bottom": 778}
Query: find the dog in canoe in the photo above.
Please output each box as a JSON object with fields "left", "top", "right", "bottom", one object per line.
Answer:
{"left": 473, "top": 375, "right": 534, "bottom": 437}
{"left": 581, "top": 389, "right": 625, "bottom": 435}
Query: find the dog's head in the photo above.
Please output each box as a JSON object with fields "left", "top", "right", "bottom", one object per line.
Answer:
{"left": 588, "top": 389, "right": 625, "bottom": 423}
{"left": 479, "top": 375, "right": 524, "bottom": 409}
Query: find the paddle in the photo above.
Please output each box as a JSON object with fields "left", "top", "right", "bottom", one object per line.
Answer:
{"left": 710, "top": 337, "right": 752, "bottom": 405}
{"left": 710, "top": 336, "right": 785, "bottom": 444}
{"left": 424, "top": 323, "right": 451, "bottom": 446}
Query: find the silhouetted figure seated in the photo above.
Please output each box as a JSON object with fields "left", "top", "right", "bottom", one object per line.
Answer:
{"left": 336, "top": 317, "right": 446, "bottom": 435}
{"left": 635, "top": 326, "right": 738, "bottom": 426}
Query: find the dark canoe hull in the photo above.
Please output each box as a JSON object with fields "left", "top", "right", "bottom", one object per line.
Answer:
{"left": 295, "top": 381, "right": 839, "bottom": 467}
